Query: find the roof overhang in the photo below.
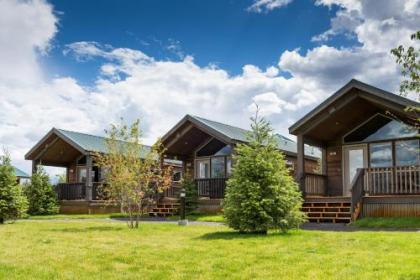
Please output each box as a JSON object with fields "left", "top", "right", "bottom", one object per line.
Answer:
{"left": 289, "top": 79, "right": 419, "bottom": 142}
{"left": 161, "top": 115, "right": 234, "bottom": 157}
{"left": 25, "top": 128, "right": 87, "bottom": 166}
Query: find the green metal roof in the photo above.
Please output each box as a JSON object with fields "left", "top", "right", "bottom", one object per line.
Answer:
{"left": 56, "top": 129, "right": 151, "bottom": 157}
{"left": 190, "top": 115, "right": 320, "bottom": 158}
{"left": 13, "top": 166, "right": 30, "bottom": 178}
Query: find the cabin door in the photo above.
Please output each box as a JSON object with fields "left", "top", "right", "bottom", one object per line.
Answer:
{"left": 343, "top": 145, "right": 367, "bottom": 196}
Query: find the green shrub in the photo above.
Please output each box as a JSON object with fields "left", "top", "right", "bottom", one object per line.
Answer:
{"left": 25, "top": 167, "right": 59, "bottom": 215}
{"left": 182, "top": 172, "right": 198, "bottom": 214}
{"left": 223, "top": 113, "right": 306, "bottom": 233}
{"left": 0, "top": 153, "right": 28, "bottom": 223}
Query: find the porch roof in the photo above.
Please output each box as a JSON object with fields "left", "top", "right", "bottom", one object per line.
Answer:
{"left": 161, "top": 114, "right": 320, "bottom": 158}
{"left": 25, "top": 128, "right": 152, "bottom": 166}
{"left": 288, "top": 79, "right": 419, "bottom": 144}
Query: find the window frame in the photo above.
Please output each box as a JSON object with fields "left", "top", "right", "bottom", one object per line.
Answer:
{"left": 342, "top": 113, "right": 418, "bottom": 144}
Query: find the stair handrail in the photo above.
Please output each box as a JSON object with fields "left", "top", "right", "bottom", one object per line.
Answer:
{"left": 350, "top": 168, "right": 365, "bottom": 221}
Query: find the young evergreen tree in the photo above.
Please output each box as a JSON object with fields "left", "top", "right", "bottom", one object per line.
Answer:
{"left": 25, "top": 167, "right": 59, "bottom": 215}
{"left": 0, "top": 152, "right": 28, "bottom": 224}
{"left": 181, "top": 171, "right": 198, "bottom": 214}
{"left": 223, "top": 111, "right": 306, "bottom": 233}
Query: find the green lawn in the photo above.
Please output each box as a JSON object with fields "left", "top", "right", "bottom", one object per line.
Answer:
{"left": 29, "top": 213, "right": 226, "bottom": 222}
{"left": 1, "top": 220, "right": 419, "bottom": 279}
{"left": 352, "top": 217, "right": 420, "bottom": 229}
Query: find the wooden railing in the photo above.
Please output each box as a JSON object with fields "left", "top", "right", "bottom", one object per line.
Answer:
{"left": 304, "top": 173, "right": 327, "bottom": 196}
{"left": 56, "top": 183, "right": 85, "bottom": 200}
{"left": 163, "top": 183, "right": 182, "bottom": 198}
{"left": 195, "top": 178, "right": 227, "bottom": 199}
{"left": 364, "top": 166, "right": 420, "bottom": 195}
{"left": 350, "top": 168, "right": 365, "bottom": 221}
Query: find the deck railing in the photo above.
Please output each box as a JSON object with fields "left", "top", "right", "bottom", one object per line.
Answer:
{"left": 195, "top": 178, "right": 227, "bottom": 199}
{"left": 364, "top": 166, "right": 420, "bottom": 195}
{"left": 304, "top": 173, "right": 327, "bottom": 196}
{"left": 350, "top": 168, "right": 365, "bottom": 220}
{"left": 56, "top": 183, "right": 86, "bottom": 200}
{"left": 163, "top": 183, "right": 182, "bottom": 198}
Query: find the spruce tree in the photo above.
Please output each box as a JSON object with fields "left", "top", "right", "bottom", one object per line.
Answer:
{"left": 223, "top": 112, "right": 306, "bottom": 233}
{"left": 0, "top": 153, "right": 28, "bottom": 223}
{"left": 25, "top": 167, "right": 59, "bottom": 215}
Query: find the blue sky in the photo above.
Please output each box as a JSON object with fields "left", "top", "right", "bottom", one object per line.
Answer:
{"left": 0, "top": 0, "right": 418, "bottom": 172}
{"left": 45, "top": 0, "right": 344, "bottom": 84}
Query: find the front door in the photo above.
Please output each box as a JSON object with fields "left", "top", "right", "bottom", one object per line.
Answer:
{"left": 343, "top": 145, "right": 367, "bottom": 196}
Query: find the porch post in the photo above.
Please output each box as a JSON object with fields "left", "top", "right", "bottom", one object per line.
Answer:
{"left": 31, "top": 160, "right": 39, "bottom": 174}
{"left": 321, "top": 147, "right": 327, "bottom": 175}
{"left": 297, "top": 134, "right": 305, "bottom": 196}
{"left": 85, "top": 155, "right": 93, "bottom": 201}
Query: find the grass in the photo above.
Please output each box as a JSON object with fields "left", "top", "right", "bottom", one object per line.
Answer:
{"left": 28, "top": 213, "right": 130, "bottom": 220}
{"left": 1, "top": 220, "right": 419, "bottom": 279}
{"left": 169, "top": 212, "right": 225, "bottom": 223}
{"left": 29, "top": 212, "right": 225, "bottom": 222}
{"left": 352, "top": 217, "right": 420, "bottom": 229}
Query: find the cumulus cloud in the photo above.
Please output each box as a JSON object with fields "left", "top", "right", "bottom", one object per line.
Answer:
{"left": 247, "top": 0, "right": 293, "bottom": 13}
{"left": 0, "top": 0, "right": 418, "bottom": 175}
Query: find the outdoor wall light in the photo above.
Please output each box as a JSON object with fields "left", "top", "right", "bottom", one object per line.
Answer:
{"left": 178, "top": 188, "right": 188, "bottom": 226}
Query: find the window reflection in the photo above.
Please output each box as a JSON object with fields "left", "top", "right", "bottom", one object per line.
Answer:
{"left": 396, "top": 139, "right": 419, "bottom": 166}
{"left": 370, "top": 142, "right": 393, "bottom": 167}
{"left": 344, "top": 114, "right": 417, "bottom": 143}
{"left": 211, "top": 157, "right": 225, "bottom": 178}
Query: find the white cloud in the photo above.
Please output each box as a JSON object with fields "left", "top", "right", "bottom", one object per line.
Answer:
{"left": 247, "top": 0, "right": 293, "bottom": 13}
{"left": 0, "top": 0, "right": 418, "bottom": 176}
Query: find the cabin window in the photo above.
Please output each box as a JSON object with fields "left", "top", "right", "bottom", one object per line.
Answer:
{"left": 226, "top": 158, "right": 232, "bottom": 176}
{"left": 396, "top": 139, "right": 419, "bottom": 166}
{"left": 172, "top": 171, "right": 182, "bottom": 182}
{"left": 211, "top": 157, "right": 225, "bottom": 178}
{"left": 369, "top": 142, "right": 393, "bottom": 167}
{"left": 196, "top": 159, "right": 210, "bottom": 179}
{"left": 214, "top": 145, "right": 232, "bottom": 156}
{"left": 344, "top": 114, "right": 417, "bottom": 143}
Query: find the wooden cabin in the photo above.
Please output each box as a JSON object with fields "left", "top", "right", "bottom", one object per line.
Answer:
{"left": 161, "top": 115, "right": 320, "bottom": 212}
{"left": 289, "top": 79, "right": 419, "bottom": 222}
{"left": 25, "top": 128, "right": 182, "bottom": 214}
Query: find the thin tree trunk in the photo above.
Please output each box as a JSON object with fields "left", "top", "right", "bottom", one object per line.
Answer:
{"left": 0, "top": 217, "right": 4, "bottom": 224}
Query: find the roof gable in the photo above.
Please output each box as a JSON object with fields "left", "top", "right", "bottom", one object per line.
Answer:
{"left": 162, "top": 114, "right": 319, "bottom": 157}
{"left": 289, "top": 79, "right": 419, "bottom": 135}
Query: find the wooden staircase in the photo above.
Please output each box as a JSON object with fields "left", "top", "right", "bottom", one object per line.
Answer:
{"left": 302, "top": 197, "right": 352, "bottom": 223}
{"left": 148, "top": 198, "right": 180, "bottom": 217}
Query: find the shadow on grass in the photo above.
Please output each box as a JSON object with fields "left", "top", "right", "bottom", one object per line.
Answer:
{"left": 198, "top": 230, "right": 292, "bottom": 240}
{"left": 49, "top": 226, "right": 124, "bottom": 233}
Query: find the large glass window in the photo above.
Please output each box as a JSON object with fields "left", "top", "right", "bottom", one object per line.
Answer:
{"left": 196, "top": 160, "right": 210, "bottom": 179}
{"left": 370, "top": 142, "right": 393, "bottom": 167}
{"left": 344, "top": 114, "right": 417, "bottom": 143}
{"left": 396, "top": 139, "right": 419, "bottom": 166}
{"left": 211, "top": 157, "right": 225, "bottom": 178}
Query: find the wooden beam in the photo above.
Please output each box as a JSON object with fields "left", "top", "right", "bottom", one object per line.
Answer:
{"left": 85, "top": 155, "right": 93, "bottom": 201}
{"left": 297, "top": 134, "right": 305, "bottom": 196}
{"left": 165, "top": 123, "right": 194, "bottom": 150}
{"left": 33, "top": 136, "right": 60, "bottom": 161}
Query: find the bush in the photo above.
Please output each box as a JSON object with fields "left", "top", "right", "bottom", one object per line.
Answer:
{"left": 223, "top": 113, "right": 306, "bottom": 233}
{"left": 25, "top": 167, "right": 59, "bottom": 215}
{"left": 0, "top": 153, "right": 28, "bottom": 223}
{"left": 181, "top": 172, "right": 198, "bottom": 214}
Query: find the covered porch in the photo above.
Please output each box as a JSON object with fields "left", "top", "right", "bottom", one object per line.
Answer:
{"left": 290, "top": 80, "right": 420, "bottom": 220}
{"left": 25, "top": 128, "right": 105, "bottom": 201}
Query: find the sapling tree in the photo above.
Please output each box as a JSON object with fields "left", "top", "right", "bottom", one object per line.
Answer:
{"left": 0, "top": 151, "right": 28, "bottom": 223}
{"left": 25, "top": 166, "right": 59, "bottom": 215}
{"left": 94, "top": 119, "right": 173, "bottom": 228}
{"left": 223, "top": 110, "right": 306, "bottom": 233}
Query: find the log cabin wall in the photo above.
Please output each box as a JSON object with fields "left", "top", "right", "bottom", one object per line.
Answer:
{"left": 67, "top": 161, "right": 78, "bottom": 183}
{"left": 285, "top": 155, "right": 320, "bottom": 179}
{"left": 326, "top": 145, "right": 343, "bottom": 196}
